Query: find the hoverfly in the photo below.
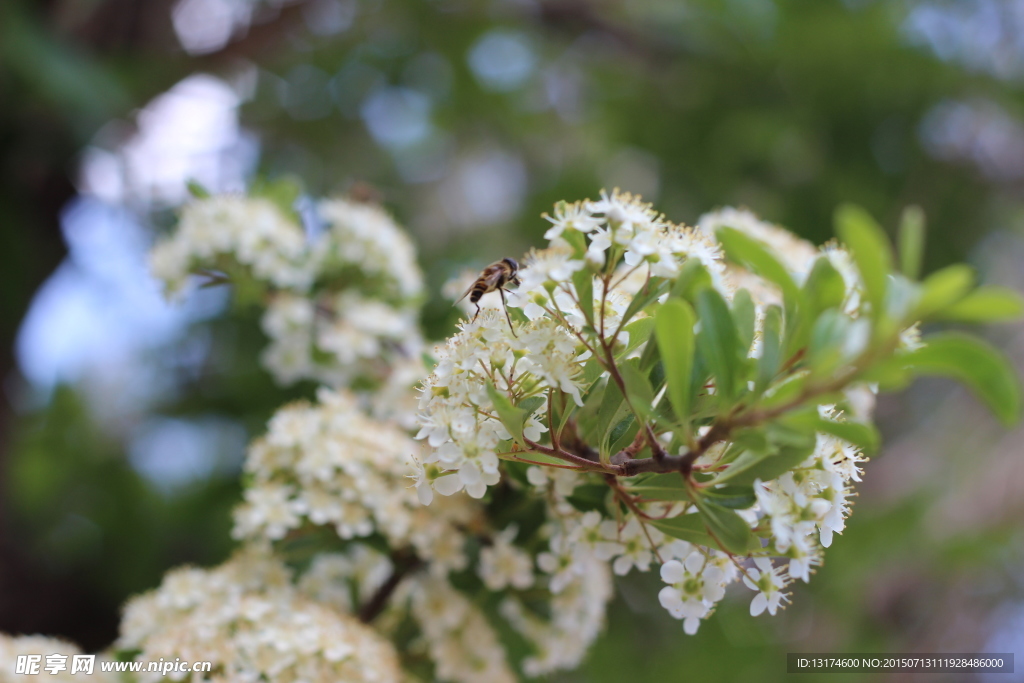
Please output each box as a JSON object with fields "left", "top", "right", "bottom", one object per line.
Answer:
{"left": 455, "top": 257, "right": 521, "bottom": 336}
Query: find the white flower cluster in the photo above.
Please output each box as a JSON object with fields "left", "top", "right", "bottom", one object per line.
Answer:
{"left": 649, "top": 405, "right": 867, "bottom": 635}
{"left": 297, "top": 546, "right": 394, "bottom": 614}
{"left": 538, "top": 194, "right": 726, "bottom": 284}
{"left": 260, "top": 198, "right": 424, "bottom": 388}
{"left": 754, "top": 409, "right": 868, "bottom": 578}
{"left": 127, "top": 187, "right": 904, "bottom": 683}
{"left": 416, "top": 191, "right": 880, "bottom": 637}
{"left": 405, "top": 576, "right": 517, "bottom": 683}
{"left": 313, "top": 199, "right": 422, "bottom": 300}
{"left": 150, "top": 195, "right": 311, "bottom": 294}
{"left": 0, "top": 635, "right": 116, "bottom": 682}
{"left": 501, "top": 505, "right": 614, "bottom": 676}
{"left": 117, "top": 546, "right": 403, "bottom": 683}
{"left": 499, "top": 562, "right": 613, "bottom": 677}
{"left": 418, "top": 192, "right": 730, "bottom": 503}
{"left": 657, "top": 543, "right": 740, "bottom": 634}
{"left": 413, "top": 311, "right": 562, "bottom": 500}
{"left": 151, "top": 194, "right": 424, "bottom": 388}
{"left": 233, "top": 389, "right": 477, "bottom": 575}
{"left": 477, "top": 524, "right": 534, "bottom": 591}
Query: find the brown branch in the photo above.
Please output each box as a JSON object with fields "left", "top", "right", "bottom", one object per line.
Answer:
{"left": 522, "top": 437, "right": 613, "bottom": 472}
{"left": 609, "top": 429, "right": 647, "bottom": 465}
{"left": 599, "top": 335, "right": 667, "bottom": 461}
{"left": 358, "top": 551, "right": 422, "bottom": 623}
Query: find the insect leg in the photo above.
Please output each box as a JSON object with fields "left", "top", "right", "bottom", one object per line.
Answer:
{"left": 499, "top": 288, "right": 517, "bottom": 338}
{"left": 471, "top": 302, "right": 481, "bottom": 322}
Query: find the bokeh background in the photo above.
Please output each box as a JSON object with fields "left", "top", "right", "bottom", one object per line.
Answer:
{"left": 2, "top": 0, "right": 1024, "bottom": 680}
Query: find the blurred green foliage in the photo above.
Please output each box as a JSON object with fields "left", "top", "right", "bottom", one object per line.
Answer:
{"left": 2, "top": 0, "right": 1023, "bottom": 677}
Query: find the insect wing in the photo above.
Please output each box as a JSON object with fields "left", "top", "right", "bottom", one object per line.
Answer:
{"left": 453, "top": 281, "right": 476, "bottom": 305}
{"left": 478, "top": 263, "right": 506, "bottom": 291}
{"left": 453, "top": 262, "right": 504, "bottom": 304}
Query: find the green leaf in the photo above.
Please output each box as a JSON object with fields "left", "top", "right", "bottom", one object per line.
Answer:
{"left": 507, "top": 451, "right": 570, "bottom": 467}
{"left": 620, "top": 360, "right": 654, "bottom": 407}
{"left": 651, "top": 513, "right": 715, "bottom": 547}
{"left": 780, "top": 411, "right": 880, "bottom": 455}
{"left": 555, "top": 394, "right": 579, "bottom": 442}
{"left": 898, "top": 205, "right": 926, "bottom": 281}
{"left": 639, "top": 325, "right": 662, "bottom": 372}
{"left": 756, "top": 305, "right": 784, "bottom": 393}
{"left": 595, "top": 379, "right": 626, "bottom": 455}
{"left": 703, "top": 484, "right": 757, "bottom": 509}
{"left": 732, "top": 289, "right": 756, "bottom": 356}
{"left": 186, "top": 179, "right": 211, "bottom": 199}
{"left": 670, "top": 259, "right": 712, "bottom": 302}
{"left": 252, "top": 176, "right": 303, "bottom": 222}
{"left": 582, "top": 358, "right": 605, "bottom": 385}
{"left": 572, "top": 268, "right": 595, "bottom": 327}
{"left": 608, "top": 414, "right": 639, "bottom": 455}
{"left": 690, "top": 485, "right": 754, "bottom": 555}
{"left": 764, "top": 420, "right": 819, "bottom": 450}
{"left": 712, "top": 443, "right": 816, "bottom": 486}
{"left": 486, "top": 382, "right": 528, "bottom": 447}
{"left": 816, "top": 419, "right": 880, "bottom": 456}
{"left": 622, "top": 317, "right": 656, "bottom": 356}
{"left": 914, "top": 264, "right": 974, "bottom": 319}
{"left": 655, "top": 299, "right": 696, "bottom": 427}
{"left": 566, "top": 484, "right": 609, "bottom": 513}
{"left": 626, "top": 472, "right": 691, "bottom": 502}
{"left": 696, "top": 288, "right": 741, "bottom": 402}
{"left": 519, "top": 396, "right": 546, "bottom": 418}
{"left": 807, "top": 309, "right": 852, "bottom": 376}
{"left": 561, "top": 227, "right": 588, "bottom": 257}
{"left": 802, "top": 257, "right": 847, "bottom": 316}
{"left": 855, "top": 355, "right": 912, "bottom": 391}
{"left": 716, "top": 227, "right": 800, "bottom": 302}
{"left": 620, "top": 277, "right": 670, "bottom": 329}
{"left": 885, "top": 273, "right": 920, "bottom": 322}
{"left": 903, "top": 333, "right": 1022, "bottom": 426}
{"left": 758, "top": 372, "right": 807, "bottom": 411}
{"left": 835, "top": 204, "right": 893, "bottom": 315}
{"left": 935, "top": 286, "right": 1024, "bottom": 323}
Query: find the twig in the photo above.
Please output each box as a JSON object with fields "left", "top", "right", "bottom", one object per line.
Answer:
{"left": 358, "top": 551, "right": 422, "bottom": 623}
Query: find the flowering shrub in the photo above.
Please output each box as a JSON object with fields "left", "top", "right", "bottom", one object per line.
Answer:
{"left": 7, "top": 186, "right": 1020, "bottom": 682}
{"left": 150, "top": 190, "right": 423, "bottom": 392}
{"left": 118, "top": 546, "right": 404, "bottom": 683}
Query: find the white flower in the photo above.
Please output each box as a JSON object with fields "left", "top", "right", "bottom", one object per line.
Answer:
{"left": 587, "top": 189, "right": 660, "bottom": 230}
{"left": 234, "top": 483, "right": 301, "bottom": 540}
{"left": 742, "top": 557, "right": 790, "bottom": 616}
{"left": 479, "top": 525, "right": 534, "bottom": 591}
{"left": 543, "top": 200, "right": 602, "bottom": 240}
{"left": 816, "top": 470, "right": 853, "bottom": 548}
{"left": 657, "top": 551, "right": 730, "bottom": 635}
{"left": 602, "top": 517, "right": 660, "bottom": 576}
{"left": 409, "top": 577, "right": 517, "bottom": 683}
{"left": 407, "top": 456, "right": 471, "bottom": 505}
{"left": 500, "top": 555, "right": 612, "bottom": 676}
{"left": 298, "top": 546, "right": 393, "bottom": 612}
{"left": 519, "top": 247, "right": 585, "bottom": 291}
{"left": 586, "top": 227, "right": 613, "bottom": 267}
{"left": 314, "top": 197, "right": 423, "bottom": 299}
